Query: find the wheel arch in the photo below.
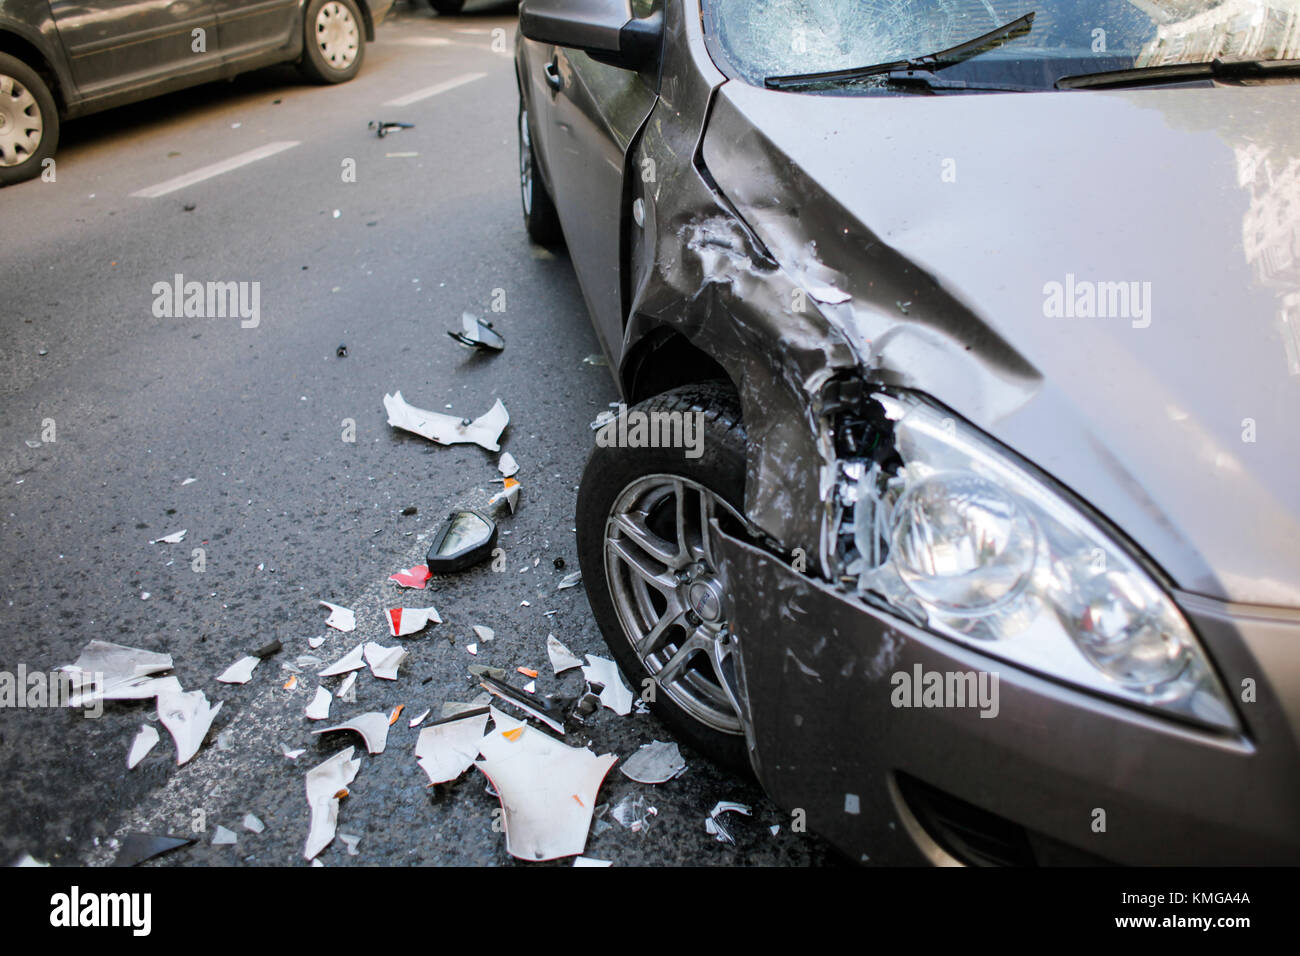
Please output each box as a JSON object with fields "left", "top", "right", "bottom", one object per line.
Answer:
{"left": 620, "top": 324, "right": 737, "bottom": 407}
{"left": 302, "top": 0, "right": 374, "bottom": 41}
{"left": 0, "top": 23, "right": 71, "bottom": 113}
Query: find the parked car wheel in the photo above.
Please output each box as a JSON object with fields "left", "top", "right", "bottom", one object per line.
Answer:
{"left": 428, "top": 0, "right": 466, "bottom": 13}
{"left": 577, "top": 383, "right": 754, "bottom": 775}
{"left": 518, "top": 101, "right": 563, "bottom": 247}
{"left": 299, "top": 0, "right": 365, "bottom": 84}
{"left": 0, "top": 53, "right": 58, "bottom": 187}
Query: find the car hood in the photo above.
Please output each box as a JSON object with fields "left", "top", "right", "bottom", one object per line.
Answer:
{"left": 703, "top": 81, "right": 1300, "bottom": 608}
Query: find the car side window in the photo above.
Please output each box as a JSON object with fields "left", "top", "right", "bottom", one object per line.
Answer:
{"left": 630, "top": 0, "right": 660, "bottom": 19}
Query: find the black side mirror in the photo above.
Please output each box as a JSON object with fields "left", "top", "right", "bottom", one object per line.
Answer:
{"left": 519, "top": 0, "right": 662, "bottom": 71}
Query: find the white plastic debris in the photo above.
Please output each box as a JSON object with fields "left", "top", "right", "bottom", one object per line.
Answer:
{"left": 60, "top": 640, "right": 176, "bottom": 705}
{"left": 338, "top": 833, "right": 361, "bottom": 856}
{"left": 304, "top": 747, "right": 361, "bottom": 860}
{"left": 156, "top": 687, "right": 223, "bottom": 765}
{"left": 472, "top": 625, "right": 494, "bottom": 642}
{"left": 216, "top": 655, "right": 260, "bottom": 684}
{"left": 318, "top": 643, "right": 365, "bottom": 677}
{"left": 281, "top": 743, "right": 307, "bottom": 760}
{"left": 466, "top": 643, "right": 478, "bottom": 656}
{"left": 546, "top": 634, "right": 583, "bottom": 675}
{"left": 582, "top": 655, "right": 634, "bottom": 716}
{"left": 181, "top": 477, "right": 197, "bottom": 486}
{"left": 308, "top": 635, "right": 326, "bottom": 649}
{"left": 488, "top": 477, "right": 521, "bottom": 513}
{"left": 556, "top": 572, "right": 582, "bottom": 591}
{"left": 705, "top": 800, "right": 752, "bottom": 845}
{"left": 150, "top": 529, "right": 187, "bottom": 544}
{"left": 610, "top": 793, "right": 658, "bottom": 833}
{"left": 313, "top": 712, "right": 390, "bottom": 754}
{"left": 408, "top": 708, "right": 430, "bottom": 728}
{"left": 305, "top": 686, "right": 332, "bottom": 721}
{"left": 319, "top": 601, "right": 356, "bottom": 632}
{"left": 476, "top": 714, "right": 617, "bottom": 861}
{"left": 573, "top": 857, "right": 613, "bottom": 867}
{"left": 414, "top": 709, "right": 489, "bottom": 785}
{"left": 363, "top": 641, "right": 407, "bottom": 680}
{"left": 498, "top": 452, "right": 519, "bottom": 477}
{"left": 14, "top": 854, "right": 48, "bottom": 867}
{"left": 620, "top": 740, "right": 686, "bottom": 784}
{"left": 127, "top": 724, "right": 160, "bottom": 769}
{"left": 243, "top": 814, "right": 265, "bottom": 834}
{"left": 337, "top": 672, "right": 357, "bottom": 701}
{"left": 212, "top": 826, "right": 237, "bottom": 846}
{"left": 387, "top": 606, "right": 440, "bottom": 637}
{"left": 383, "top": 391, "right": 509, "bottom": 451}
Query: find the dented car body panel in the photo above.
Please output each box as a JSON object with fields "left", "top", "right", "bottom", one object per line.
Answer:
{"left": 519, "top": 0, "right": 1300, "bottom": 863}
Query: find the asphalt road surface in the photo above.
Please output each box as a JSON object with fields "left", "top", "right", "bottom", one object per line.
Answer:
{"left": 0, "top": 1, "right": 837, "bottom": 867}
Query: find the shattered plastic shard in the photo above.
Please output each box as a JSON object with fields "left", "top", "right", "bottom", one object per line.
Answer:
{"left": 338, "top": 833, "right": 361, "bottom": 856}
{"left": 497, "top": 452, "right": 519, "bottom": 478}
{"left": 546, "top": 634, "right": 583, "bottom": 675}
{"left": 388, "top": 564, "right": 432, "bottom": 589}
{"left": 304, "top": 747, "right": 361, "bottom": 861}
{"left": 472, "top": 625, "right": 494, "bottom": 642}
{"left": 212, "top": 826, "right": 237, "bottom": 846}
{"left": 149, "top": 529, "right": 187, "bottom": 544}
{"left": 476, "top": 720, "right": 618, "bottom": 861}
{"left": 113, "top": 833, "right": 195, "bottom": 868}
{"left": 620, "top": 741, "right": 686, "bottom": 784}
{"left": 157, "top": 687, "right": 223, "bottom": 766}
{"left": 466, "top": 643, "right": 478, "bottom": 656}
{"left": 488, "top": 476, "right": 521, "bottom": 513}
{"left": 217, "top": 655, "right": 261, "bottom": 684}
{"left": 313, "top": 712, "right": 390, "bottom": 754}
{"left": 60, "top": 640, "right": 175, "bottom": 704}
{"left": 281, "top": 744, "right": 307, "bottom": 760}
{"left": 319, "top": 601, "right": 356, "bottom": 633}
{"left": 573, "top": 857, "right": 613, "bottom": 867}
{"left": 387, "top": 606, "right": 441, "bottom": 637}
{"left": 408, "top": 708, "right": 430, "bottom": 728}
{"left": 243, "top": 814, "right": 265, "bottom": 834}
{"left": 610, "top": 794, "right": 658, "bottom": 833}
{"left": 582, "top": 655, "right": 634, "bottom": 716}
{"left": 706, "top": 801, "right": 752, "bottom": 845}
{"left": 127, "top": 724, "right": 160, "bottom": 769}
{"left": 308, "top": 635, "right": 326, "bottom": 649}
{"left": 414, "top": 709, "right": 489, "bottom": 785}
{"left": 556, "top": 572, "right": 582, "bottom": 591}
{"left": 364, "top": 641, "right": 408, "bottom": 680}
{"left": 318, "top": 643, "right": 365, "bottom": 677}
{"left": 448, "top": 312, "right": 505, "bottom": 352}
{"left": 479, "top": 676, "right": 565, "bottom": 735}
{"left": 336, "top": 672, "right": 358, "bottom": 701}
{"left": 383, "top": 391, "right": 509, "bottom": 452}
{"left": 305, "top": 686, "right": 332, "bottom": 721}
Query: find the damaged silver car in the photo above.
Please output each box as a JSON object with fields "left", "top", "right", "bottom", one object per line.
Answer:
{"left": 516, "top": 0, "right": 1300, "bottom": 865}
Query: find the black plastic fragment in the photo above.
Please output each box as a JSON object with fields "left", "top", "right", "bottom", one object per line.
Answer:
{"left": 113, "top": 833, "right": 195, "bottom": 867}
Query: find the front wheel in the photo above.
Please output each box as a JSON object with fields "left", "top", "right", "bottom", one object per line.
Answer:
{"left": 0, "top": 53, "right": 58, "bottom": 187}
{"left": 518, "top": 100, "right": 562, "bottom": 247}
{"left": 576, "top": 383, "right": 754, "bottom": 775}
{"left": 299, "top": 0, "right": 365, "bottom": 84}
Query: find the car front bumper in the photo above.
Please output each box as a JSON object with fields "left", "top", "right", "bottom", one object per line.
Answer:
{"left": 715, "top": 527, "right": 1300, "bottom": 865}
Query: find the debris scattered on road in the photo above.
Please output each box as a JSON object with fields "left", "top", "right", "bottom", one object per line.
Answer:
{"left": 516, "top": 667, "right": 538, "bottom": 678}
{"left": 318, "top": 643, "right": 365, "bottom": 677}
{"left": 582, "top": 655, "right": 634, "bottom": 716}
{"left": 336, "top": 672, "right": 358, "bottom": 701}
{"left": 448, "top": 312, "right": 505, "bottom": 352}
{"left": 308, "top": 635, "right": 326, "bottom": 649}
{"left": 426, "top": 509, "right": 498, "bottom": 573}
{"left": 216, "top": 655, "right": 260, "bottom": 684}
{"left": 313, "top": 712, "right": 390, "bottom": 755}
{"left": 338, "top": 833, "right": 361, "bottom": 856}
{"left": 408, "top": 708, "right": 430, "bottom": 728}
{"left": 149, "top": 529, "right": 187, "bottom": 544}
{"left": 336, "top": 343, "right": 348, "bottom": 358}
{"left": 573, "top": 856, "right": 612, "bottom": 867}
{"left": 368, "top": 119, "right": 414, "bottom": 138}
{"left": 476, "top": 709, "right": 618, "bottom": 861}
{"left": 547, "top": 634, "right": 583, "bottom": 675}
{"left": 479, "top": 675, "right": 565, "bottom": 735}
{"left": 472, "top": 625, "right": 495, "bottom": 643}
{"left": 389, "top": 564, "right": 431, "bottom": 589}
{"left": 364, "top": 642, "right": 408, "bottom": 680}
{"left": 281, "top": 743, "right": 307, "bottom": 760}
{"left": 387, "top": 606, "right": 441, "bottom": 637}
{"left": 557, "top": 572, "right": 582, "bottom": 591}
{"left": 243, "top": 814, "right": 265, "bottom": 834}
{"left": 127, "top": 725, "right": 160, "bottom": 769}
{"left": 414, "top": 709, "right": 490, "bottom": 785}
{"left": 60, "top": 640, "right": 176, "bottom": 705}
{"left": 466, "top": 643, "right": 478, "bottom": 656}
{"left": 253, "top": 640, "right": 282, "bottom": 659}
{"left": 582, "top": 354, "right": 609, "bottom": 367}
{"left": 383, "top": 391, "right": 509, "bottom": 451}
{"left": 590, "top": 410, "right": 617, "bottom": 431}
{"left": 610, "top": 793, "right": 658, "bottom": 833}
{"left": 304, "top": 747, "right": 361, "bottom": 861}
{"left": 319, "top": 601, "right": 356, "bottom": 633}
{"left": 620, "top": 741, "right": 686, "bottom": 784}
{"left": 113, "top": 833, "right": 195, "bottom": 868}
{"left": 212, "top": 826, "right": 237, "bottom": 846}
{"left": 283, "top": 675, "right": 299, "bottom": 691}
{"left": 704, "top": 801, "right": 752, "bottom": 845}
{"left": 489, "top": 476, "right": 521, "bottom": 513}
{"left": 157, "top": 687, "right": 223, "bottom": 765}
{"left": 305, "top": 686, "right": 332, "bottom": 721}
{"left": 498, "top": 452, "right": 519, "bottom": 477}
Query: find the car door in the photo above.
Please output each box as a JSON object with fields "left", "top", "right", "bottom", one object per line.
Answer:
{"left": 49, "top": 0, "right": 220, "bottom": 96}
{"left": 214, "top": 0, "right": 297, "bottom": 63}
{"left": 541, "top": 0, "right": 661, "bottom": 362}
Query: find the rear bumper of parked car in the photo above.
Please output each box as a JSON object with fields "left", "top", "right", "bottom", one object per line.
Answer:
{"left": 716, "top": 528, "right": 1300, "bottom": 866}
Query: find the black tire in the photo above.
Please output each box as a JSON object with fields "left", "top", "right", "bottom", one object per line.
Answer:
{"left": 576, "top": 383, "right": 754, "bottom": 776}
{"left": 299, "top": 0, "right": 366, "bottom": 84}
{"left": 518, "top": 98, "right": 563, "bottom": 248}
{"left": 428, "top": 0, "right": 465, "bottom": 12}
{"left": 0, "top": 52, "right": 59, "bottom": 188}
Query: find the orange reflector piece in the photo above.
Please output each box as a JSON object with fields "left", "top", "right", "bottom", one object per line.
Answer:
{"left": 389, "top": 704, "right": 404, "bottom": 726}
{"left": 516, "top": 667, "right": 538, "bottom": 678}
{"left": 502, "top": 727, "right": 524, "bottom": 741}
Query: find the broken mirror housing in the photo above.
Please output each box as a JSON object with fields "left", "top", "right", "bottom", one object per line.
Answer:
{"left": 426, "top": 510, "right": 498, "bottom": 574}
{"left": 839, "top": 389, "right": 1238, "bottom": 733}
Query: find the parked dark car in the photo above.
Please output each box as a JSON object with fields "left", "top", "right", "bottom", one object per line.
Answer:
{"left": 0, "top": 0, "right": 394, "bottom": 184}
{"left": 516, "top": 0, "right": 1300, "bottom": 865}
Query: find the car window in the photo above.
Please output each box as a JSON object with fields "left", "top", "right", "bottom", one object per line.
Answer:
{"left": 701, "top": 0, "right": 1300, "bottom": 92}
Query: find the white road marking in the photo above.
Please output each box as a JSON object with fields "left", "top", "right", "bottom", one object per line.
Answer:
{"left": 383, "top": 72, "right": 486, "bottom": 107}
{"left": 131, "top": 141, "right": 301, "bottom": 198}
{"left": 384, "top": 36, "right": 452, "bottom": 46}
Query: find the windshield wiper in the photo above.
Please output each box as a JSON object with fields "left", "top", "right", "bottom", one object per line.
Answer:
{"left": 765, "top": 12, "right": 1036, "bottom": 91}
{"left": 1057, "top": 57, "right": 1300, "bottom": 90}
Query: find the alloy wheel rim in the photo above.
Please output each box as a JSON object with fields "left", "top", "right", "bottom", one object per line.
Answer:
{"left": 604, "top": 474, "right": 746, "bottom": 735}
{"left": 315, "top": 2, "right": 359, "bottom": 70}
{"left": 518, "top": 107, "right": 533, "bottom": 215}
{"left": 0, "top": 73, "right": 42, "bottom": 168}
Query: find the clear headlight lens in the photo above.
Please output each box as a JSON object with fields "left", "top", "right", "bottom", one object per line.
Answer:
{"left": 848, "top": 391, "right": 1238, "bottom": 732}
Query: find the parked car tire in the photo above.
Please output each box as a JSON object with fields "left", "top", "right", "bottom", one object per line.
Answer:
{"left": 518, "top": 100, "right": 563, "bottom": 247}
{"left": 299, "top": 0, "right": 366, "bottom": 84}
{"left": 577, "top": 383, "right": 754, "bottom": 776}
{"left": 428, "top": 0, "right": 466, "bottom": 13}
{"left": 0, "top": 52, "right": 58, "bottom": 187}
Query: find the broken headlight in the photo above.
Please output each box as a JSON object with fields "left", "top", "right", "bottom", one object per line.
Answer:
{"left": 842, "top": 391, "right": 1238, "bottom": 732}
